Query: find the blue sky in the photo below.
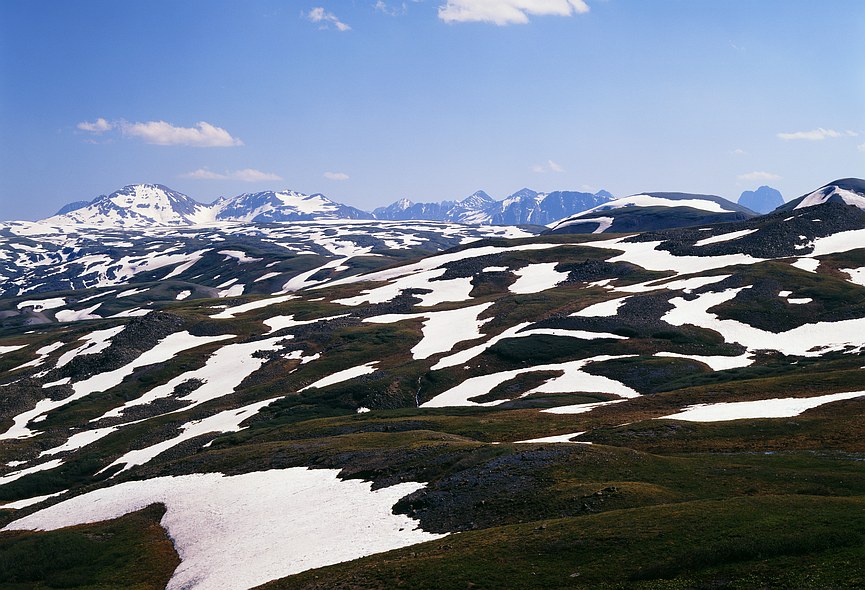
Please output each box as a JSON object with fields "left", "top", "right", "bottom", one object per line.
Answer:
{"left": 1, "top": 0, "right": 863, "bottom": 220}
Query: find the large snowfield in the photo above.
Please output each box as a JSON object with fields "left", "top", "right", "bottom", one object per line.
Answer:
{"left": 4, "top": 468, "right": 443, "bottom": 590}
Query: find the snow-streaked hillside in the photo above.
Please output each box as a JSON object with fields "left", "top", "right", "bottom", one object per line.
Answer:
{"left": 547, "top": 191, "right": 757, "bottom": 234}
{"left": 0, "top": 219, "right": 536, "bottom": 315}
{"left": 788, "top": 178, "right": 865, "bottom": 211}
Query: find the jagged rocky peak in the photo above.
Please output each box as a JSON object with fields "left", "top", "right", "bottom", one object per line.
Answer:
{"left": 738, "top": 186, "right": 784, "bottom": 214}
{"left": 459, "top": 190, "right": 495, "bottom": 208}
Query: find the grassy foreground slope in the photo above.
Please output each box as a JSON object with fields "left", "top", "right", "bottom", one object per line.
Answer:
{"left": 3, "top": 201, "right": 865, "bottom": 588}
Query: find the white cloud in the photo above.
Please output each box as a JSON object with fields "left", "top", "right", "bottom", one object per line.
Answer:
{"left": 306, "top": 7, "right": 351, "bottom": 31}
{"left": 532, "top": 160, "right": 565, "bottom": 174}
{"left": 439, "top": 0, "right": 589, "bottom": 25}
{"left": 323, "top": 171, "right": 350, "bottom": 181}
{"left": 122, "top": 120, "right": 243, "bottom": 147}
{"left": 776, "top": 128, "right": 857, "bottom": 141}
{"left": 231, "top": 168, "right": 283, "bottom": 182}
{"left": 182, "top": 168, "right": 282, "bottom": 182}
{"left": 77, "top": 118, "right": 113, "bottom": 133}
{"left": 731, "top": 148, "right": 747, "bottom": 156}
{"left": 737, "top": 171, "right": 781, "bottom": 182}
{"left": 858, "top": 143, "right": 865, "bottom": 152}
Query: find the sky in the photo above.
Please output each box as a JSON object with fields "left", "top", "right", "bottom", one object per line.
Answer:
{"left": 1, "top": 0, "right": 864, "bottom": 221}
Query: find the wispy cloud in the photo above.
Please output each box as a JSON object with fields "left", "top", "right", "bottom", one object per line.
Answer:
{"left": 375, "top": 1, "right": 407, "bottom": 16}
{"left": 859, "top": 143, "right": 865, "bottom": 152}
{"left": 730, "top": 148, "right": 747, "bottom": 156}
{"left": 737, "top": 171, "right": 781, "bottom": 182}
{"left": 777, "top": 128, "right": 858, "bottom": 141}
{"left": 306, "top": 7, "right": 351, "bottom": 31}
{"left": 439, "top": 0, "right": 589, "bottom": 25}
{"left": 182, "top": 168, "right": 282, "bottom": 182}
{"left": 532, "top": 160, "right": 565, "bottom": 174}
{"left": 323, "top": 171, "right": 350, "bottom": 181}
{"left": 77, "top": 118, "right": 113, "bottom": 133}
{"left": 122, "top": 120, "right": 243, "bottom": 147}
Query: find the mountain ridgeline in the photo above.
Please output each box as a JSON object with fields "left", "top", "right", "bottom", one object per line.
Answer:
{"left": 372, "top": 189, "right": 615, "bottom": 225}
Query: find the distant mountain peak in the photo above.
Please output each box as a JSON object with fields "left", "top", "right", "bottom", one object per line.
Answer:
{"left": 212, "top": 189, "right": 372, "bottom": 223}
{"left": 738, "top": 186, "right": 784, "bottom": 214}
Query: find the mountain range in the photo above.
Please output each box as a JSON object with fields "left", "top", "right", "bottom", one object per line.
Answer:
{"left": 47, "top": 182, "right": 779, "bottom": 231}
{"left": 4, "top": 178, "right": 865, "bottom": 589}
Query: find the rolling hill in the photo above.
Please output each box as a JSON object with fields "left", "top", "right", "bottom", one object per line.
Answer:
{"left": 2, "top": 178, "right": 865, "bottom": 589}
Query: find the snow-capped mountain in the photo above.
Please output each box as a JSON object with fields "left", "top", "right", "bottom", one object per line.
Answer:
{"left": 44, "top": 184, "right": 214, "bottom": 227}
{"left": 374, "top": 188, "right": 614, "bottom": 225}
{"left": 213, "top": 190, "right": 372, "bottom": 222}
{"left": 547, "top": 192, "right": 757, "bottom": 234}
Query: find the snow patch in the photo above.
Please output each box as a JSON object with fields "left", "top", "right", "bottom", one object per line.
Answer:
{"left": 509, "top": 263, "right": 569, "bottom": 295}
{"left": 660, "top": 391, "right": 865, "bottom": 422}
{"left": 791, "top": 258, "right": 820, "bottom": 273}
{"left": 55, "top": 303, "right": 102, "bottom": 322}
{"left": 364, "top": 303, "right": 494, "bottom": 360}
{"left": 693, "top": 229, "right": 758, "bottom": 247}
{"left": 210, "top": 295, "right": 295, "bottom": 319}
{"left": 514, "top": 431, "right": 589, "bottom": 444}
{"left": 300, "top": 362, "right": 379, "bottom": 391}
